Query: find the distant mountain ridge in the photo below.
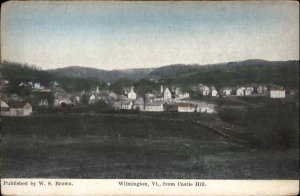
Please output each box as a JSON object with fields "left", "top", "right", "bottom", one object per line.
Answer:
{"left": 2, "top": 59, "right": 298, "bottom": 94}
{"left": 48, "top": 59, "right": 299, "bottom": 83}
{"left": 48, "top": 66, "right": 155, "bottom": 82}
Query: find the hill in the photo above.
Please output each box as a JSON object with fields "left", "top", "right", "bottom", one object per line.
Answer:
{"left": 49, "top": 66, "right": 154, "bottom": 82}
{"left": 167, "top": 60, "right": 299, "bottom": 88}
{"left": 48, "top": 60, "right": 299, "bottom": 89}
{"left": 0, "top": 62, "right": 107, "bottom": 94}
{"left": 2, "top": 59, "right": 299, "bottom": 94}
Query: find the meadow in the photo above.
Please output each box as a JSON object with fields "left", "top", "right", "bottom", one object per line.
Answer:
{"left": 1, "top": 112, "right": 299, "bottom": 179}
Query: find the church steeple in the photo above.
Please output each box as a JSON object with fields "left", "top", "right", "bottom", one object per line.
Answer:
{"left": 96, "top": 86, "right": 100, "bottom": 94}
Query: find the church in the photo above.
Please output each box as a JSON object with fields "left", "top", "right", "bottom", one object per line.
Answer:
{"left": 127, "top": 86, "right": 137, "bottom": 100}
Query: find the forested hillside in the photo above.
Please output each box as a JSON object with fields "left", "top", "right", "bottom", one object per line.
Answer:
{"left": 1, "top": 62, "right": 106, "bottom": 94}
{"left": 2, "top": 59, "right": 299, "bottom": 96}
{"left": 48, "top": 59, "right": 299, "bottom": 89}
{"left": 49, "top": 66, "right": 154, "bottom": 82}
{"left": 162, "top": 60, "right": 299, "bottom": 89}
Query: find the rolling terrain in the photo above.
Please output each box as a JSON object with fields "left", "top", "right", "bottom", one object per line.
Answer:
{"left": 49, "top": 66, "right": 155, "bottom": 82}
{"left": 47, "top": 60, "right": 299, "bottom": 88}
{"left": 2, "top": 59, "right": 299, "bottom": 93}
{"left": 2, "top": 112, "right": 298, "bottom": 178}
{"left": 1, "top": 59, "right": 299, "bottom": 179}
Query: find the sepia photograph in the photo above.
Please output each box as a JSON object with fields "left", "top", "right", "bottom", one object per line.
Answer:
{"left": 1, "top": 0, "right": 299, "bottom": 195}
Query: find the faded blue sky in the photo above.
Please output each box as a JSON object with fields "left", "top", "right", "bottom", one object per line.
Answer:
{"left": 1, "top": 1, "right": 299, "bottom": 70}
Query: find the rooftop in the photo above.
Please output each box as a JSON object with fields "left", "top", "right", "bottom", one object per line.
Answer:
{"left": 268, "top": 85, "right": 284, "bottom": 90}
{"left": 146, "top": 102, "right": 163, "bottom": 106}
{"left": 178, "top": 103, "right": 194, "bottom": 107}
{"left": 9, "top": 101, "right": 31, "bottom": 108}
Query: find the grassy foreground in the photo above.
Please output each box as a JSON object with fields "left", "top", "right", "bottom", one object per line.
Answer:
{"left": 1, "top": 114, "right": 299, "bottom": 179}
{"left": 2, "top": 136, "right": 298, "bottom": 179}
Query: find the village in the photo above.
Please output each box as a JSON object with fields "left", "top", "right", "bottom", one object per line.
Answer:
{"left": 1, "top": 1, "right": 299, "bottom": 183}
{"left": 0, "top": 76, "right": 295, "bottom": 117}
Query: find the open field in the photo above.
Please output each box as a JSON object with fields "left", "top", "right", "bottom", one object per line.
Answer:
{"left": 1, "top": 113, "right": 221, "bottom": 139}
{"left": 2, "top": 136, "right": 298, "bottom": 179}
{"left": 1, "top": 113, "right": 299, "bottom": 179}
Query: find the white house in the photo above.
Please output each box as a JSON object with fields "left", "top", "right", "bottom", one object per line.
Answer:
{"left": 2, "top": 101, "right": 32, "bottom": 117}
{"left": 127, "top": 86, "right": 137, "bottom": 100}
{"left": 211, "top": 89, "right": 218, "bottom": 97}
{"left": 236, "top": 87, "right": 245, "bottom": 96}
{"left": 145, "top": 102, "right": 164, "bottom": 112}
{"left": 269, "top": 86, "right": 285, "bottom": 98}
{"left": 178, "top": 103, "right": 195, "bottom": 112}
{"left": 1, "top": 101, "right": 10, "bottom": 115}
{"left": 245, "top": 87, "right": 254, "bottom": 96}
{"left": 164, "top": 88, "right": 172, "bottom": 101}
{"left": 196, "top": 103, "right": 215, "bottom": 114}
{"left": 200, "top": 86, "right": 210, "bottom": 96}
{"left": 89, "top": 94, "right": 97, "bottom": 104}
{"left": 222, "top": 88, "right": 232, "bottom": 96}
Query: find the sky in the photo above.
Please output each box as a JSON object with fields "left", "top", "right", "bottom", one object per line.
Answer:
{"left": 1, "top": 1, "right": 299, "bottom": 70}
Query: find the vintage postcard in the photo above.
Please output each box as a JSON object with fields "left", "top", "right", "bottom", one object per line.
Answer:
{"left": 0, "top": 1, "right": 299, "bottom": 195}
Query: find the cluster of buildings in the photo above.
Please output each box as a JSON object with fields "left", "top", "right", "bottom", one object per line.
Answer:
{"left": 192, "top": 83, "right": 287, "bottom": 98}
{"left": 192, "top": 84, "right": 218, "bottom": 96}
{"left": 44, "top": 84, "right": 215, "bottom": 113}
{"left": 1, "top": 80, "right": 60, "bottom": 116}
{"left": 104, "top": 85, "right": 215, "bottom": 113}
{"left": 18, "top": 81, "right": 58, "bottom": 92}
{"left": 0, "top": 75, "right": 295, "bottom": 117}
